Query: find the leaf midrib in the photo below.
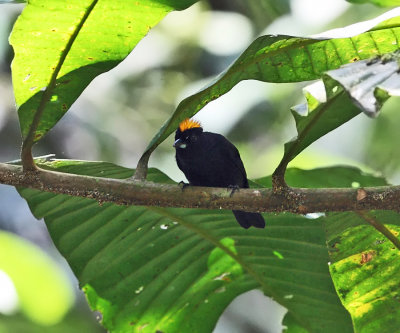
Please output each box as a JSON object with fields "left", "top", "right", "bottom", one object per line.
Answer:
{"left": 22, "top": 0, "right": 99, "bottom": 143}
{"left": 150, "top": 206, "right": 314, "bottom": 332}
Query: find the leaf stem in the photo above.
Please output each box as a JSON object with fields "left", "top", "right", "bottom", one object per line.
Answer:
{"left": 272, "top": 94, "right": 338, "bottom": 191}
{"left": 133, "top": 150, "right": 152, "bottom": 181}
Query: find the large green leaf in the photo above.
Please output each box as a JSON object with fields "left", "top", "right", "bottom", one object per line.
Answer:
{"left": 9, "top": 0, "right": 197, "bottom": 143}
{"left": 17, "top": 160, "right": 354, "bottom": 333}
{"left": 325, "top": 211, "right": 400, "bottom": 333}
{"left": 139, "top": 13, "right": 400, "bottom": 167}
{"left": 295, "top": 165, "right": 400, "bottom": 332}
{"left": 257, "top": 167, "right": 400, "bottom": 332}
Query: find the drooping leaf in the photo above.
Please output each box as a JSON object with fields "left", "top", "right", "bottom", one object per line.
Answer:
{"left": 17, "top": 160, "right": 354, "bottom": 333}
{"left": 10, "top": 0, "right": 197, "bottom": 143}
{"left": 139, "top": 13, "right": 400, "bottom": 166}
{"left": 326, "top": 52, "right": 400, "bottom": 117}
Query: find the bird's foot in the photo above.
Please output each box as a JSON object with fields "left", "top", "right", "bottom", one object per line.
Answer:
{"left": 178, "top": 181, "right": 190, "bottom": 191}
{"left": 228, "top": 185, "right": 240, "bottom": 197}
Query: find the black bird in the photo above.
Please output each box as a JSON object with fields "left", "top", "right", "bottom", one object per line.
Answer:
{"left": 173, "top": 118, "right": 265, "bottom": 229}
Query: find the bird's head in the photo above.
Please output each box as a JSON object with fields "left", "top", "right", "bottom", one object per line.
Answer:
{"left": 174, "top": 118, "right": 203, "bottom": 150}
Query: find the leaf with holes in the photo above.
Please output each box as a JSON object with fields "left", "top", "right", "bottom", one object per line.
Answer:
{"left": 255, "top": 166, "right": 400, "bottom": 332}
{"left": 17, "top": 160, "right": 354, "bottom": 332}
{"left": 10, "top": 0, "right": 197, "bottom": 143}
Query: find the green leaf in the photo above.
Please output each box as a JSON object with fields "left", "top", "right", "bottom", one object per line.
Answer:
{"left": 140, "top": 13, "right": 400, "bottom": 163}
{"left": 257, "top": 166, "right": 400, "bottom": 332}
{"left": 310, "top": 170, "right": 400, "bottom": 332}
{"left": 278, "top": 82, "right": 361, "bottom": 170}
{"left": 0, "top": 231, "right": 74, "bottom": 326}
{"left": 0, "top": 0, "right": 26, "bottom": 3}
{"left": 325, "top": 52, "right": 400, "bottom": 117}
{"left": 17, "top": 160, "right": 353, "bottom": 333}
{"left": 325, "top": 211, "right": 400, "bottom": 333}
{"left": 347, "top": 0, "right": 400, "bottom": 7}
{"left": 274, "top": 79, "right": 363, "bottom": 173}
{"left": 253, "top": 165, "right": 387, "bottom": 189}
{"left": 279, "top": 50, "right": 400, "bottom": 169}
{"left": 9, "top": 0, "right": 197, "bottom": 143}
{"left": 364, "top": 98, "right": 400, "bottom": 175}
{"left": 282, "top": 312, "right": 309, "bottom": 333}
{"left": 0, "top": 313, "right": 103, "bottom": 333}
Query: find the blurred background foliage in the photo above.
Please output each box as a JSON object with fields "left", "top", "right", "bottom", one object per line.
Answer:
{"left": 0, "top": 0, "right": 399, "bottom": 332}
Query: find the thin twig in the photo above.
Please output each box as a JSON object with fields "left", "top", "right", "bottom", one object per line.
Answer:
{"left": 356, "top": 211, "right": 400, "bottom": 251}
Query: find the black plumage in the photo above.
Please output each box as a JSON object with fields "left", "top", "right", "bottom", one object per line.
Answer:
{"left": 173, "top": 119, "right": 265, "bottom": 229}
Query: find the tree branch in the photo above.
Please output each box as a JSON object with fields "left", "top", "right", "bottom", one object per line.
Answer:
{"left": 1, "top": 162, "right": 400, "bottom": 214}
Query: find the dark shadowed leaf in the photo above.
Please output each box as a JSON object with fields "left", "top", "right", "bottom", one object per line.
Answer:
{"left": 17, "top": 160, "right": 354, "bottom": 333}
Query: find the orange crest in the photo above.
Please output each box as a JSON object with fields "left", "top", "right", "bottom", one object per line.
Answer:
{"left": 178, "top": 118, "right": 201, "bottom": 132}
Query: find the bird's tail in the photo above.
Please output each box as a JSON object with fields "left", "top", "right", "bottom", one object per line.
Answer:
{"left": 232, "top": 210, "right": 265, "bottom": 229}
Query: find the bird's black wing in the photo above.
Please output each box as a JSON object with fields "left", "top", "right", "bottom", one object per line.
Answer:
{"left": 212, "top": 134, "right": 249, "bottom": 188}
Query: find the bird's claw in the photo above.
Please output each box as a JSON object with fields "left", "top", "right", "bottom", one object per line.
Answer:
{"left": 178, "top": 181, "right": 190, "bottom": 191}
{"left": 228, "top": 185, "right": 240, "bottom": 197}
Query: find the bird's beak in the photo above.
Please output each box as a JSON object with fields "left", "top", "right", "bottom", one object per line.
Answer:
{"left": 173, "top": 138, "right": 187, "bottom": 149}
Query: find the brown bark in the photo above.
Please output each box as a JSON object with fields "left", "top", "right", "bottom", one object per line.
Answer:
{"left": 1, "top": 162, "right": 399, "bottom": 214}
